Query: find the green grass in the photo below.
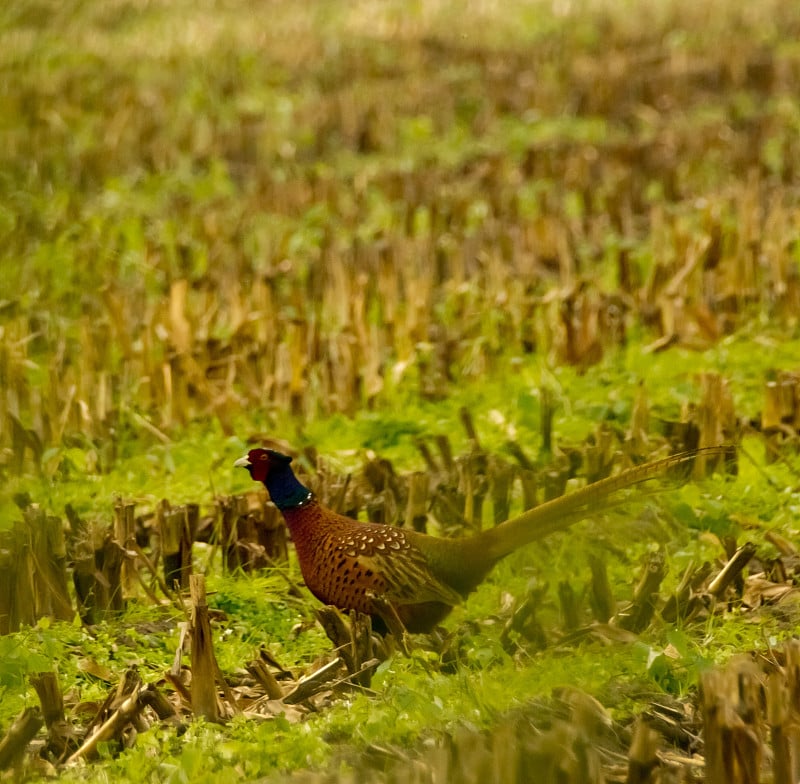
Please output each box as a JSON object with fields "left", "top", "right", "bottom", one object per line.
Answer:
{"left": 2, "top": 0, "right": 800, "bottom": 780}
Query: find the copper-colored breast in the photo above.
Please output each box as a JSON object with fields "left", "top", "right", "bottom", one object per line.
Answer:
{"left": 281, "top": 502, "right": 462, "bottom": 622}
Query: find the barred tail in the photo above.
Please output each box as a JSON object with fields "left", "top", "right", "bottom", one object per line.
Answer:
{"left": 484, "top": 445, "right": 732, "bottom": 561}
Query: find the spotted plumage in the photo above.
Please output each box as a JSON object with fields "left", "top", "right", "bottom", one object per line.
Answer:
{"left": 283, "top": 502, "right": 463, "bottom": 619}
{"left": 235, "top": 445, "right": 728, "bottom": 634}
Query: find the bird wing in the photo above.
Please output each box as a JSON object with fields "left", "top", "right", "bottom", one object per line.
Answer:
{"left": 334, "top": 523, "right": 464, "bottom": 607}
{"left": 359, "top": 547, "right": 464, "bottom": 607}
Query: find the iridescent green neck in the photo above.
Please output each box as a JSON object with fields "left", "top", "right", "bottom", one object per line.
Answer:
{"left": 264, "top": 464, "right": 313, "bottom": 510}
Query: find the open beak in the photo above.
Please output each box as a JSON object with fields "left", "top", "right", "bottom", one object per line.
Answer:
{"left": 233, "top": 455, "right": 251, "bottom": 469}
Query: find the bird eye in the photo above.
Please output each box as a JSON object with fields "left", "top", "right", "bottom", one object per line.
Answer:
{"left": 259, "top": 453, "right": 268, "bottom": 461}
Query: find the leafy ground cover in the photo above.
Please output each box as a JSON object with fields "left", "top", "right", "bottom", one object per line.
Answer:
{"left": 1, "top": 0, "right": 800, "bottom": 781}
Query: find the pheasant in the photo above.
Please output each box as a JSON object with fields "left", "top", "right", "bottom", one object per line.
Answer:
{"left": 235, "top": 446, "right": 727, "bottom": 634}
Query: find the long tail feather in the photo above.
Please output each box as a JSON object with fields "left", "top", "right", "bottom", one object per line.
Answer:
{"left": 484, "top": 445, "right": 732, "bottom": 561}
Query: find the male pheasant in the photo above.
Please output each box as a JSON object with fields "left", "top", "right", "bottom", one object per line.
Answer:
{"left": 235, "top": 446, "right": 726, "bottom": 633}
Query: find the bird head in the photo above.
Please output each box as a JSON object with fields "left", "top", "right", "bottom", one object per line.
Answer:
{"left": 234, "top": 448, "right": 293, "bottom": 483}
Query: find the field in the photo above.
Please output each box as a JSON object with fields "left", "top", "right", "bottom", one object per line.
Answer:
{"left": 2, "top": 0, "right": 800, "bottom": 781}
